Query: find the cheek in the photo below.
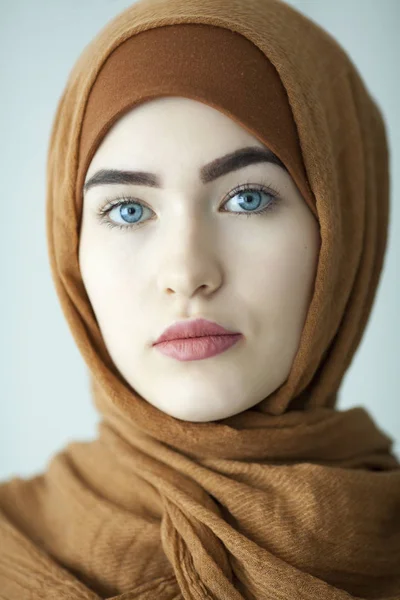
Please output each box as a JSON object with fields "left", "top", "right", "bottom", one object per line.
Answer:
{"left": 79, "top": 234, "right": 144, "bottom": 328}
{"left": 239, "top": 223, "right": 319, "bottom": 323}
{"left": 273, "top": 227, "right": 320, "bottom": 328}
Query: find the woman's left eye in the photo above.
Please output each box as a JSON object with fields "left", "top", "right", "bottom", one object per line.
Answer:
{"left": 96, "top": 182, "right": 281, "bottom": 231}
{"left": 223, "top": 185, "right": 279, "bottom": 217}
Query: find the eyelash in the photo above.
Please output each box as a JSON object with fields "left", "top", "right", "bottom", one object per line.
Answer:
{"left": 95, "top": 177, "right": 283, "bottom": 232}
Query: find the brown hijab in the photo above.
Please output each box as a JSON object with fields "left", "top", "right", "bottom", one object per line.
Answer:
{"left": 1, "top": 0, "right": 399, "bottom": 598}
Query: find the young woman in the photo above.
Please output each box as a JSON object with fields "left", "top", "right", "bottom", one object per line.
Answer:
{"left": 0, "top": 0, "right": 399, "bottom": 598}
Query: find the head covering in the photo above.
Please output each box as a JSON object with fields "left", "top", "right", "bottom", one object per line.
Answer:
{"left": 1, "top": 0, "right": 399, "bottom": 598}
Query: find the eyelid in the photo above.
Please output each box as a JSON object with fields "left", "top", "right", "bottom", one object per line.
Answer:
{"left": 98, "top": 175, "right": 283, "bottom": 213}
{"left": 95, "top": 175, "right": 285, "bottom": 233}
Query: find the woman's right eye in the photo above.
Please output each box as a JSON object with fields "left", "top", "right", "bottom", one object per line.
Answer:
{"left": 96, "top": 197, "right": 153, "bottom": 231}
{"left": 109, "top": 200, "right": 151, "bottom": 226}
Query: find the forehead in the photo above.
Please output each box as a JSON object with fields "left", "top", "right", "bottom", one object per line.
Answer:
{"left": 84, "top": 97, "right": 287, "bottom": 191}
{"left": 85, "top": 96, "right": 258, "bottom": 171}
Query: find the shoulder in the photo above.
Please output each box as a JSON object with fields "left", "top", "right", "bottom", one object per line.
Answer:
{"left": 0, "top": 473, "right": 45, "bottom": 544}
{"left": 0, "top": 475, "right": 96, "bottom": 599}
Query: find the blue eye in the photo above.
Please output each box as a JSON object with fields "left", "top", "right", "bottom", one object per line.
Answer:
{"left": 96, "top": 180, "right": 281, "bottom": 231}
{"left": 116, "top": 202, "right": 147, "bottom": 224}
{"left": 223, "top": 186, "right": 277, "bottom": 215}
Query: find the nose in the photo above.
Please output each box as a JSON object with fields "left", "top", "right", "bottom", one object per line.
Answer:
{"left": 156, "top": 217, "right": 223, "bottom": 300}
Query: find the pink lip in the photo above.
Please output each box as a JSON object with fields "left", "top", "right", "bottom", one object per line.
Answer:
{"left": 153, "top": 317, "right": 241, "bottom": 344}
{"left": 153, "top": 334, "right": 243, "bottom": 361}
{"left": 152, "top": 317, "right": 243, "bottom": 361}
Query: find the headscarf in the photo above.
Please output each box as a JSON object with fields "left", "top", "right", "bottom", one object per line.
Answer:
{"left": 1, "top": 0, "right": 399, "bottom": 598}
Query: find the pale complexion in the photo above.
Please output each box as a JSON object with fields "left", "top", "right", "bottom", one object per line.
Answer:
{"left": 79, "top": 96, "right": 320, "bottom": 422}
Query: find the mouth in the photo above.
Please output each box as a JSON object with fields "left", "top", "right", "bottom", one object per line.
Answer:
{"left": 153, "top": 317, "right": 241, "bottom": 345}
{"left": 153, "top": 333, "right": 243, "bottom": 362}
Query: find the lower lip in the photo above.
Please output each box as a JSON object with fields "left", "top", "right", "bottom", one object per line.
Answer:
{"left": 153, "top": 334, "right": 243, "bottom": 361}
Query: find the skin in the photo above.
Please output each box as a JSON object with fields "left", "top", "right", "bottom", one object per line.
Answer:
{"left": 79, "top": 96, "right": 321, "bottom": 422}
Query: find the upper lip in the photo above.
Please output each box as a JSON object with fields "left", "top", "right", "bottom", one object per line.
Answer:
{"left": 153, "top": 318, "right": 241, "bottom": 344}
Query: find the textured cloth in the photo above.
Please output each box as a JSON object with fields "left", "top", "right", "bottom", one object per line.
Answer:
{"left": 1, "top": 0, "right": 400, "bottom": 598}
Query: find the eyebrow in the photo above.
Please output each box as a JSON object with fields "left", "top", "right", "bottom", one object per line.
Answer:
{"left": 83, "top": 145, "right": 288, "bottom": 194}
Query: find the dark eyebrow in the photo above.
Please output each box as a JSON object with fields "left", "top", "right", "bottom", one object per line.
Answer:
{"left": 83, "top": 145, "right": 288, "bottom": 194}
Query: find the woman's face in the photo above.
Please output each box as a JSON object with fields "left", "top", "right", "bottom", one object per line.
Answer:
{"left": 79, "top": 96, "right": 320, "bottom": 422}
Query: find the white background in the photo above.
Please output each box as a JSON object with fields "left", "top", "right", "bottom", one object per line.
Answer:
{"left": 1, "top": 0, "right": 399, "bottom": 480}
